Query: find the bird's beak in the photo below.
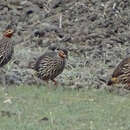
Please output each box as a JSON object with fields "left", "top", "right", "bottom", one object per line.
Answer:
{"left": 107, "top": 77, "right": 118, "bottom": 85}
{"left": 58, "top": 51, "right": 67, "bottom": 59}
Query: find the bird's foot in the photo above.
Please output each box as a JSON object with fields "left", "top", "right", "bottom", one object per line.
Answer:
{"left": 52, "top": 79, "right": 57, "bottom": 86}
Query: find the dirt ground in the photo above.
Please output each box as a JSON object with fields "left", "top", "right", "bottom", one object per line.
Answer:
{"left": 0, "top": 0, "right": 130, "bottom": 89}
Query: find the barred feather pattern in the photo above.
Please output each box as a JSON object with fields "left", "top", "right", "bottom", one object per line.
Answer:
{"left": 34, "top": 52, "right": 66, "bottom": 80}
{"left": 0, "top": 36, "right": 13, "bottom": 67}
{"left": 112, "top": 58, "right": 130, "bottom": 84}
{"left": 117, "top": 63, "right": 130, "bottom": 84}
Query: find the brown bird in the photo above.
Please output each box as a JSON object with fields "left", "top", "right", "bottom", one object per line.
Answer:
{"left": 0, "top": 29, "right": 14, "bottom": 93}
{"left": 107, "top": 57, "right": 130, "bottom": 89}
{"left": 30, "top": 48, "right": 68, "bottom": 86}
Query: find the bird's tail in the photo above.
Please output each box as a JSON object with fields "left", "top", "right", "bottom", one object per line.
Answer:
{"left": 26, "top": 59, "right": 38, "bottom": 77}
{"left": 27, "top": 59, "right": 37, "bottom": 70}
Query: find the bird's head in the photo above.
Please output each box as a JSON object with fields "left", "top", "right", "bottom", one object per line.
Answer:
{"left": 57, "top": 49, "right": 68, "bottom": 59}
{"left": 3, "top": 29, "right": 14, "bottom": 38}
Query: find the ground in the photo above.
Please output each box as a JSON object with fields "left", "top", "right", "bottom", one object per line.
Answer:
{"left": 0, "top": 0, "right": 130, "bottom": 129}
{"left": 0, "top": 0, "right": 130, "bottom": 88}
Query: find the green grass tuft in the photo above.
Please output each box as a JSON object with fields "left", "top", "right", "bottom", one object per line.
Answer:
{"left": 0, "top": 86, "right": 130, "bottom": 130}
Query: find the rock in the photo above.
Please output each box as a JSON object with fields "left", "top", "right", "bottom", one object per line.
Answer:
{"left": 50, "top": 0, "right": 62, "bottom": 9}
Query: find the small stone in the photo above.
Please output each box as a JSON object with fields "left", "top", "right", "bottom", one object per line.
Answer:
{"left": 50, "top": 0, "right": 62, "bottom": 9}
{"left": 3, "top": 99, "right": 12, "bottom": 104}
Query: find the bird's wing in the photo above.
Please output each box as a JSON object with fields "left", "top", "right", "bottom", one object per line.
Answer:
{"left": 0, "top": 40, "right": 7, "bottom": 64}
{"left": 112, "top": 57, "right": 130, "bottom": 77}
{"left": 0, "top": 38, "right": 12, "bottom": 65}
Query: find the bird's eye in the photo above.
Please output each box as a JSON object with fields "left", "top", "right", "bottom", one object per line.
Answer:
{"left": 8, "top": 30, "right": 12, "bottom": 33}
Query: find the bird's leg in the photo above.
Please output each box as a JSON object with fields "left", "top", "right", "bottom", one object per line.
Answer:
{"left": 45, "top": 80, "right": 50, "bottom": 88}
{"left": 52, "top": 79, "right": 57, "bottom": 86}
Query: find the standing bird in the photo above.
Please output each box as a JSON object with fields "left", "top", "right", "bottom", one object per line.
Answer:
{"left": 30, "top": 48, "right": 68, "bottom": 86}
{"left": 0, "top": 29, "right": 14, "bottom": 67}
{"left": 107, "top": 57, "right": 130, "bottom": 89}
{"left": 0, "top": 29, "right": 14, "bottom": 93}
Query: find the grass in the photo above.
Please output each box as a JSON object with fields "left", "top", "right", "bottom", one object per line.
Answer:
{"left": 0, "top": 86, "right": 130, "bottom": 130}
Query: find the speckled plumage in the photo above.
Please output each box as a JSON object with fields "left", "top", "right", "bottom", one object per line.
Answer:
{"left": 33, "top": 49, "right": 67, "bottom": 82}
{"left": 0, "top": 30, "right": 14, "bottom": 67}
{"left": 0, "top": 29, "right": 14, "bottom": 94}
{"left": 108, "top": 57, "right": 130, "bottom": 89}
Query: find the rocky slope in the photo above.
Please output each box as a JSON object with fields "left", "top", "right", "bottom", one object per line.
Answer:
{"left": 0, "top": 0, "right": 130, "bottom": 89}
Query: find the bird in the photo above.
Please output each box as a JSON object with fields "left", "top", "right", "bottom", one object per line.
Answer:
{"left": 0, "top": 29, "right": 14, "bottom": 67}
{"left": 0, "top": 29, "right": 14, "bottom": 93}
{"left": 29, "top": 48, "right": 68, "bottom": 86}
{"left": 107, "top": 57, "right": 130, "bottom": 89}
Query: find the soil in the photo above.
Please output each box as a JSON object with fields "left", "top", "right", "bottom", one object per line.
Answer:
{"left": 0, "top": 0, "right": 130, "bottom": 89}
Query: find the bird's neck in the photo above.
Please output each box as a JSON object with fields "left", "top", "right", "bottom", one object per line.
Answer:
{"left": 3, "top": 34, "right": 12, "bottom": 38}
